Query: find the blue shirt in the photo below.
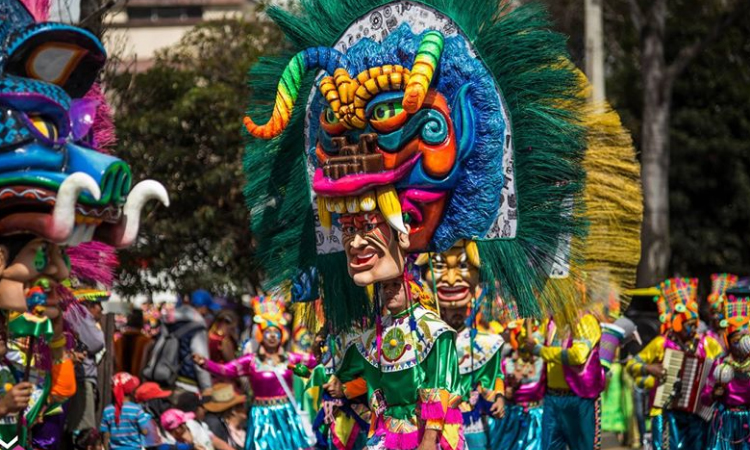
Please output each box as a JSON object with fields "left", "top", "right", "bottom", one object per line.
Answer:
{"left": 100, "top": 401, "right": 151, "bottom": 450}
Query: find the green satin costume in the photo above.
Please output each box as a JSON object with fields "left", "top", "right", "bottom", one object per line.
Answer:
{"left": 333, "top": 305, "right": 463, "bottom": 450}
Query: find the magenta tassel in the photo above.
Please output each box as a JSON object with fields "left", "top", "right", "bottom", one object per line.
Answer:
{"left": 420, "top": 401, "right": 446, "bottom": 420}
{"left": 444, "top": 408, "right": 462, "bottom": 424}
{"left": 84, "top": 84, "right": 117, "bottom": 154}
{"left": 67, "top": 242, "right": 119, "bottom": 287}
{"left": 385, "top": 429, "right": 420, "bottom": 450}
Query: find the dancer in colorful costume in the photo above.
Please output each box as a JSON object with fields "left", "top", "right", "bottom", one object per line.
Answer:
{"left": 0, "top": 0, "right": 169, "bottom": 445}
{"left": 303, "top": 330, "right": 370, "bottom": 450}
{"left": 418, "top": 242, "right": 505, "bottom": 450}
{"left": 625, "top": 278, "right": 724, "bottom": 450}
{"left": 194, "top": 296, "right": 317, "bottom": 450}
{"left": 706, "top": 274, "right": 738, "bottom": 351}
{"left": 324, "top": 276, "right": 462, "bottom": 450}
{"left": 702, "top": 288, "right": 750, "bottom": 450}
{"left": 288, "top": 280, "right": 371, "bottom": 450}
{"left": 494, "top": 319, "right": 544, "bottom": 450}
{"left": 527, "top": 310, "right": 605, "bottom": 450}
{"left": 241, "top": 0, "right": 641, "bottom": 449}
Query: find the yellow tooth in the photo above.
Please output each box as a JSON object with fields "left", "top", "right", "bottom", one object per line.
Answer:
{"left": 324, "top": 197, "right": 335, "bottom": 212}
{"left": 360, "top": 192, "right": 376, "bottom": 211}
{"left": 332, "top": 198, "right": 346, "bottom": 214}
{"left": 346, "top": 196, "right": 360, "bottom": 213}
{"left": 376, "top": 186, "right": 407, "bottom": 234}
{"left": 317, "top": 196, "right": 332, "bottom": 229}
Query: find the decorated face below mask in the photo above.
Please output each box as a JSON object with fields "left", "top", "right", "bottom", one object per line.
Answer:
{"left": 0, "top": 237, "right": 69, "bottom": 312}
{"left": 380, "top": 278, "right": 408, "bottom": 313}
{"left": 340, "top": 210, "right": 410, "bottom": 286}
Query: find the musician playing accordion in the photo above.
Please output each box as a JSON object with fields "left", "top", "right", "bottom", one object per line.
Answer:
{"left": 626, "top": 278, "right": 724, "bottom": 450}
{"left": 701, "top": 288, "right": 750, "bottom": 450}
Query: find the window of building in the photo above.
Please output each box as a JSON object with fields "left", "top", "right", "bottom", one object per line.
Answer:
{"left": 127, "top": 6, "right": 203, "bottom": 22}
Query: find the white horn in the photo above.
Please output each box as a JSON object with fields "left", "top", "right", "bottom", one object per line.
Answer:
{"left": 116, "top": 180, "right": 170, "bottom": 246}
{"left": 48, "top": 172, "right": 101, "bottom": 242}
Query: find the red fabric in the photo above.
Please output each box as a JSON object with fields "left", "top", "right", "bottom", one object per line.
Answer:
{"left": 112, "top": 372, "right": 140, "bottom": 425}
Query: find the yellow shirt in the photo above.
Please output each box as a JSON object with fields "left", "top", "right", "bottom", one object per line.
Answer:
{"left": 539, "top": 314, "right": 602, "bottom": 390}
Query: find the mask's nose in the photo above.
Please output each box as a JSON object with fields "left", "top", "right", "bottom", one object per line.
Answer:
{"left": 66, "top": 143, "right": 132, "bottom": 204}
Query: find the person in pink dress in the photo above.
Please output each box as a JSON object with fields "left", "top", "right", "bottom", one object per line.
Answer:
{"left": 701, "top": 289, "right": 750, "bottom": 450}
{"left": 194, "top": 297, "right": 316, "bottom": 450}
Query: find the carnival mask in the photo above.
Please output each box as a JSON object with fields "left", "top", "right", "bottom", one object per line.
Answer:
{"left": 245, "top": 22, "right": 509, "bottom": 255}
{"left": 340, "top": 210, "right": 410, "bottom": 286}
{"left": 0, "top": 0, "right": 169, "bottom": 249}
{"left": 242, "top": 0, "right": 643, "bottom": 332}
{"left": 420, "top": 240, "right": 480, "bottom": 310}
{"left": 0, "top": 237, "right": 69, "bottom": 312}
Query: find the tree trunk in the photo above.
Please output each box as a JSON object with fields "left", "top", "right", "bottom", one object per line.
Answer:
{"left": 585, "top": 0, "right": 605, "bottom": 103}
{"left": 637, "top": 0, "right": 671, "bottom": 287}
{"left": 97, "top": 313, "right": 115, "bottom": 424}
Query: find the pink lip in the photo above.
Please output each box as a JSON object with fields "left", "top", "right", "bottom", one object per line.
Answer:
{"left": 313, "top": 153, "right": 421, "bottom": 197}
{"left": 400, "top": 189, "right": 447, "bottom": 223}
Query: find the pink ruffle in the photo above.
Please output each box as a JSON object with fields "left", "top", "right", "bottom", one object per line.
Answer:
{"left": 444, "top": 408, "right": 463, "bottom": 424}
{"left": 420, "top": 401, "right": 446, "bottom": 420}
{"left": 385, "top": 429, "right": 420, "bottom": 450}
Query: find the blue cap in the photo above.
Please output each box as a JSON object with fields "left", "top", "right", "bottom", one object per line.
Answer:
{"left": 190, "top": 289, "right": 220, "bottom": 311}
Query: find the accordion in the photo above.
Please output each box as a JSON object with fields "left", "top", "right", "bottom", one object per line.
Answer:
{"left": 653, "top": 348, "right": 714, "bottom": 421}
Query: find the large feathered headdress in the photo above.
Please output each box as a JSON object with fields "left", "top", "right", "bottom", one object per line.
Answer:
{"left": 243, "top": 0, "right": 641, "bottom": 330}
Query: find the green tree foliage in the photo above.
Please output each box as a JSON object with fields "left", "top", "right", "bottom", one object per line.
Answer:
{"left": 109, "top": 18, "right": 285, "bottom": 297}
{"left": 668, "top": 9, "right": 750, "bottom": 279}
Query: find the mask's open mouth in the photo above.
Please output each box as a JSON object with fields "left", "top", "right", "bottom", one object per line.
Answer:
{"left": 0, "top": 175, "right": 168, "bottom": 247}
{"left": 437, "top": 285, "right": 470, "bottom": 302}
{"left": 314, "top": 152, "right": 420, "bottom": 197}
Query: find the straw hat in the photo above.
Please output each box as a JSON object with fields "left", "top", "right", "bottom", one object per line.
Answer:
{"left": 203, "top": 383, "right": 246, "bottom": 413}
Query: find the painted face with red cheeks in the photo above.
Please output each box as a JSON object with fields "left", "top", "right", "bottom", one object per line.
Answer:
{"left": 0, "top": 238, "right": 70, "bottom": 314}
{"left": 340, "top": 211, "right": 410, "bottom": 286}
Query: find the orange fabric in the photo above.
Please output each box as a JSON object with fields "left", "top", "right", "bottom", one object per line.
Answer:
{"left": 344, "top": 378, "right": 368, "bottom": 399}
{"left": 51, "top": 358, "right": 77, "bottom": 399}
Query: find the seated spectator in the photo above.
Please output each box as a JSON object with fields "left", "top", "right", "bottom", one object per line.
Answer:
{"left": 203, "top": 384, "right": 247, "bottom": 450}
{"left": 74, "top": 429, "right": 103, "bottom": 450}
{"left": 161, "top": 409, "right": 214, "bottom": 450}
